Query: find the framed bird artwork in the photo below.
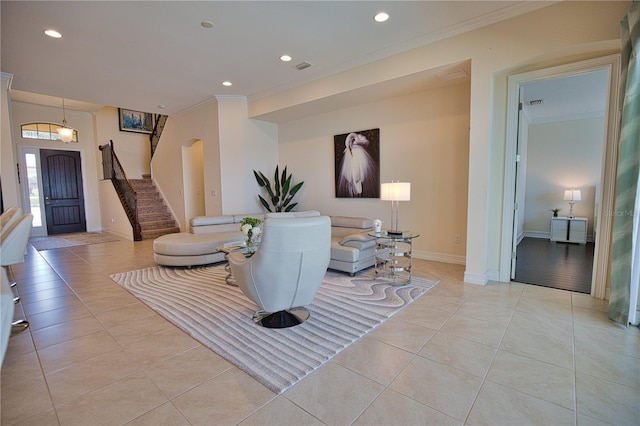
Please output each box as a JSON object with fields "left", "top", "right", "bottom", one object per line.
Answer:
{"left": 334, "top": 128, "right": 380, "bottom": 198}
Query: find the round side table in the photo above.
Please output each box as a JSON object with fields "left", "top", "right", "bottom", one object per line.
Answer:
{"left": 368, "top": 231, "right": 420, "bottom": 285}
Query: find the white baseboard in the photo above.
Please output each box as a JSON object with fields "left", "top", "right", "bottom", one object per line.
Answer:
{"left": 523, "top": 231, "right": 550, "bottom": 239}
{"left": 413, "top": 250, "right": 466, "bottom": 265}
{"left": 522, "top": 231, "right": 594, "bottom": 243}
{"left": 462, "top": 268, "right": 502, "bottom": 285}
{"left": 486, "top": 269, "right": 501, "bottom": 282}
{"left": 463, "top": 271, "right": 488, "bottom": 285}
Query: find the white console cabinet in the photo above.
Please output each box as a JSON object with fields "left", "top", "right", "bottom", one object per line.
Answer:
{"left": 550, "top": 217, "right": 587, "bottom": 244}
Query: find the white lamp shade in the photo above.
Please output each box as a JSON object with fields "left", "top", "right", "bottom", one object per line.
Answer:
{"left": 57, "top": 126, "right": 74, "bottom": 143}
{"left": 564, "top": 189, "right": 581, "bottom": 201}
{"left": 380, "top": 182, "right": 411, "bottom": 201}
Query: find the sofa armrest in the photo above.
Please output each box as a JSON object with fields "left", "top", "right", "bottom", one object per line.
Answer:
{"left": 339, "top": 233, "right": 375, "bottom": 250}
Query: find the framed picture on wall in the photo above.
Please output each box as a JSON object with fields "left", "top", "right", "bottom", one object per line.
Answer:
{"left": 118, "top": 108, "right": 154, "bottom": 134}
{"left": 334, "top": 128, "right": 380, "bottom": 198}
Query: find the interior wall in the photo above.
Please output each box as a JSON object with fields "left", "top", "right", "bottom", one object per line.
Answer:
{"left": 94, "top": 107, "right": 151, "bottom": 179}
{"left": 523, "top": 117, "right": 604, "bottom": 239}
{"left": 279, "top": 83, "right": 470, "bottom": 263}
{"left": 152, "top": 100, "right": 220, "bottom": 230}
{"left": 182, "top": 140, "right": 205, "bottom": 222}
{"left": 216, "top": 97, "right": 279, "bottom": 215}
{"left": 1, "top": 74, "right": 19, "bottom": 210}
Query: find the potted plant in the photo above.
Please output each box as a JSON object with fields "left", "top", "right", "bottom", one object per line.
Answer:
{"left": 550, "top": 208, "right": 562, "bottom": 217}
{"left": 253, "top": 165, "right": 304, "bottom": 212}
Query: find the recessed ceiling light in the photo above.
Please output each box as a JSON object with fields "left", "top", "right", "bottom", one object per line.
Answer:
{"left": 280, "top": 55, "right": 292, "bottom": 62}
{"left": 44, "top": 29, "right": 63, "bottom": 38}
{"left": 201, "top": 20, "right": 214, "bottom": 29}
{"left": 158, "top": 104, "right": 166, "bottom": 109}
{"left": 374, "top": 12, "right": 389, "bottom": 23}
{"left": 222, "top": 81, "right": 232, "bottom": 87}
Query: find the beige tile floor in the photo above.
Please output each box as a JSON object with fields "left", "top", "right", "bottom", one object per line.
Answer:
{"left": 2, "top": 239, "right": 639, "bottom": 425}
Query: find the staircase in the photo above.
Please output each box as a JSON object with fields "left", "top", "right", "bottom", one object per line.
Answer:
{"left": 130, "top": 177, "right": 180, "bottom": 240}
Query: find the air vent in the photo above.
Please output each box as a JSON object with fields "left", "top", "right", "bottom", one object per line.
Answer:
{"left": 529, "top": 99, "right": 544, "bottom": 105}
{"left": 293, "top": 62, "right": 312, "bottom": 71}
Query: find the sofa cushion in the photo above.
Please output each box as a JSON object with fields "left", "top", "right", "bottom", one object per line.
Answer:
{"left": 153, "top": 232, "right": 244, "bottom": 256}
{"left": 331, "top": 216, "right": 373, "bottom": 229}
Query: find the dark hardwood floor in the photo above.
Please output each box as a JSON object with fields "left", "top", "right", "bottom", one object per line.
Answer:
{"left": 514, "top": 237, "right": 595, "bottom": 294}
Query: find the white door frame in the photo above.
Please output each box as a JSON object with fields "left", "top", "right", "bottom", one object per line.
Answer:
{"left": 500, "top": 54, "right": 621, "bottom": 299}
{"left": 18, "top": 146, "right": 47, "bottom": 237}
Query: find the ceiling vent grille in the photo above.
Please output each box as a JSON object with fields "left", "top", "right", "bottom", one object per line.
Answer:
{"left": 293, "top": 62, "right": 312, "bottom": 71}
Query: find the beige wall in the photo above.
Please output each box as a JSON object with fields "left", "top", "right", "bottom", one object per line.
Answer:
{"left": 95, "top": 107, "right": 151, "bottom": 179}
{"left": 279, "top": 83, "right": 470, "bottom": 264}
{"left": 523, "top": 117, "right": 604, "bottom": 239}
{"left": 216, "top": 96, "right": 279, "bottom": 215}
{"left": 1, "top": 74, "right": 19, "bottom": 211}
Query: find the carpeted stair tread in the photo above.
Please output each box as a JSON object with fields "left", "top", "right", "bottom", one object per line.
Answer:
{"left": 141, "top": 227, "right": 180, "bottom": 239}
{"left": 130, "top": 177, "right": 179, "bottom": 240}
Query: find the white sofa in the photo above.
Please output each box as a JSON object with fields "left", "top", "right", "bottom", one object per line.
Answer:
{"left": 153, "top": 211, "right": 375, "bottom": 275}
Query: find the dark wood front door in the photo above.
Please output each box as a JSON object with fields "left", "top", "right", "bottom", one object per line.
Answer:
{"left": 40, "top": 149, "right": 86, "bottom": 235}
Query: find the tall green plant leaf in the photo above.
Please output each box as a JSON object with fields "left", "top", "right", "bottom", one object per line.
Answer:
{"left": 253, "top": 165, "right": 304, "bottom": 213}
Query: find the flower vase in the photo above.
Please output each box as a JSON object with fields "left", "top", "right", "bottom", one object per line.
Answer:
{"left": 246, "top": 237, "right": 257, "bottom": 254}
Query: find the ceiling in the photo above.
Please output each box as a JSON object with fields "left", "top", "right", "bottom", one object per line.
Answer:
{"left": 521, "top": 69, "right": 609, "bottom": 124}
{"left": 2, "top": 1, "right": 555, "bottom": 118}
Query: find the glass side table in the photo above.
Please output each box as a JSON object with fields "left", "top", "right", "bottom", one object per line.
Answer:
{"left": 368, "top": 231, "right": 420, "bottom": 285}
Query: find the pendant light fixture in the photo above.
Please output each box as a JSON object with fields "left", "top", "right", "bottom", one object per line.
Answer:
{"left": 57, "top": 98, "right": 74, "bottom": 143}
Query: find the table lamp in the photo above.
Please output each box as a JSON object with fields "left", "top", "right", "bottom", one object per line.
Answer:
{"left": 564, "top": 188, "right": 581, "bottom": 218}
{"left": 380, "top": 181, "right": 411, "bottom": 235}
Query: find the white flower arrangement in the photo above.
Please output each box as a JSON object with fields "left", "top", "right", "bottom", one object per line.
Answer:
{"left": 240, "top": 217, "right": 262, "bottom": 252}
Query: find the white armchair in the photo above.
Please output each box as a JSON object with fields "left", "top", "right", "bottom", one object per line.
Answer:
{"left": 0, "top": 213, "right": 33, "bottom": 334}
{"left": 0, "top": 206, "right": 22, "bottom": 231}
{"left": 229, "top": 215, "right": 331, "bottom": 328}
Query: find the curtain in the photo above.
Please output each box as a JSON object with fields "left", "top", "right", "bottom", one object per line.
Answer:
{"left": 609, "top": 0, "right": 640, "bottom": 326}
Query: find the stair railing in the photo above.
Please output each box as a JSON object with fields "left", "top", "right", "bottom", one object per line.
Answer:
{"left": 150, "top": 114, "right": 168, "bottom": 158}
{"left": 99, "top": 140, "right": 142, "bottom": 240}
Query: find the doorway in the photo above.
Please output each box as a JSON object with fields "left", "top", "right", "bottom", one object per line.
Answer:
{"left": 512, "top": 71, "right": 607, "bottom": 293}
{"left": 19, "top": 147, "right": 86, "bottom": 236}
{"left": 500, "top": 55, "right": 622, "bottom": 299}
{"left": 182, "top": 140, "right": 205, "bottom": 223}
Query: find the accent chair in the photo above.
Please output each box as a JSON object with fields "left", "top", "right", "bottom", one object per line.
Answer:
{"left": 228, "top": 215, "right": 331, "bottom": 328}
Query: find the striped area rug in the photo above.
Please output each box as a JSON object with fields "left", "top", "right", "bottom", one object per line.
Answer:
{"left": 110, "top": 265, "right": 437, "bottom": 394}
